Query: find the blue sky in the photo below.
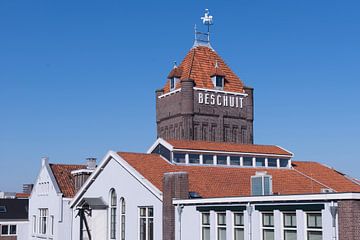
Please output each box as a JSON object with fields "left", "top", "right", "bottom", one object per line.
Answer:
{"left": 0, "top": 0, "right": 359, "bottom": 192}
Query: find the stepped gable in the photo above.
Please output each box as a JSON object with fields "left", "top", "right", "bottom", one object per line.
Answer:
{"left": 163, "top": 46, "right": 245, "bottom": 94}
{"left": 117, "top": 152, "right": 360, "bottom": 198}
{"left": 50, "top": 164, "right": 85, "bottom": 198}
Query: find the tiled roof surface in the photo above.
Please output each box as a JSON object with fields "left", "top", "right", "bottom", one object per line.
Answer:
{"left": 50, "top": 164, "right": 85, "bottom": 198}
{"left": 167, "top": 139, "right": 292, "bottom": 156}
{"left": 118, "top": 152, "right": 360, "bottom": 198}
{"left": 15, "top": 193, "right": 30, "bottom": 199}
{"left": 163, "top": 46, "right": 245, "bottom": 93}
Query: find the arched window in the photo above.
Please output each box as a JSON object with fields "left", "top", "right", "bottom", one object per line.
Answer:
{"left": 120, "top": 198, "right": 125, "bottom": 240}
{"left": 109, "top": 189, "right": 117, "bottom": 239}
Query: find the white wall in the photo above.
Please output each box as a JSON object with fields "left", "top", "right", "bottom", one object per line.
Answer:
{"left": 72, "top": 157, "right": 163, "bottom": 240}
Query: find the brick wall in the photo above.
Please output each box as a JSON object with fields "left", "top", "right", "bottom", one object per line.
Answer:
{"left": 338, "top": 200, "right": 360, "bottom": 240}
{"left": 162, "top": 172, "right": 189, "bottom": 240}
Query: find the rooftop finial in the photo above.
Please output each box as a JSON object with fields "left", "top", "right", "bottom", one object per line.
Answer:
{"left": 173, "top": 61, "right": 177, "bottom": 69}
{"left": 215, "top": 60, "right": 219, "bottom": 68}
{"left": 194, "top": 9, "right": 214, "bottom": 49}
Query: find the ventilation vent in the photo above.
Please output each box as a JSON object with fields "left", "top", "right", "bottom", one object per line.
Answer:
{"left": 251, "top": 172, "right": 272, "bottom": 196}
{"left": 189, "top": 191, "right": 202, "bottom": 199}
{"left": 321, "top": 188, "right": 334, "bottom": 193}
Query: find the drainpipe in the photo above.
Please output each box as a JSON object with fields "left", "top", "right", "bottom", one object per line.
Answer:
{"left": 330, "top": 201, "right": 338, "bottom": 240}
{"left": 177, "top": 204, "right": 184, "bottom": 240}
{"left": 246, "top": 203, "right": 253, "bottom": 240}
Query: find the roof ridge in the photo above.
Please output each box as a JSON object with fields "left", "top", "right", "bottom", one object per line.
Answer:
{"left": 49, "top": 163, "right": 86, "bottom": 167}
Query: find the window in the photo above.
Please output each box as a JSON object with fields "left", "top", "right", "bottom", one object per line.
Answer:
{"left": 256, "top": 158, "right": 265, "bottom": 167}
{"left": 151, "top": 144, "right": 171, "bottom": 161}
{"left": 203, "top": 155, "right": 214, "bottom": 165}
{"left": 120, "top": 198, "right": 126, "bottom": 240}
{"left": 1, "top": 225, "right": 16, "bottom": 235}
{"left": 230, "top": 156, "right": 240, "bottom": 166}
{"left": 189, "top": 154, "right": 200, "bottom": 164}
{"left": 262, "top": 213, "right": 274, "bottom": 240}
{"left": 50, "top": 215, "right": 54, "bottom": 235}
{"left": 173, "top": 153, "right": 186, "bottom": 163}
{"left": 280, "top": 159, "right": 289, "bottom": 168}
{"left": 217, "top": 212, "right": 226, "bottom": 240}
{"left": 215, "top": 76, "right": 224, "bottom": 89}
{"left": 216, "top": 156, "right": 227, "bottom": 165}
{"left": 33, "top": 215, "right": 37, "bottom": 234}
{"left": 243, "top": 157, "right": 253, "bottom": 166}
{"left": 283, "top": 212, "right": 297, "bottom": 240}
{"left": 267, "top": 158, "right": 277, "bottom": 167}
{"left": 201, "top": 212, "right": 210, "bottom": 240}
{"left": 251, "top": 174, "right": 272, "bottom": 196}
{"left": 241, "top": 128, "right": 247, "bottom": 143}
{"left": 110, "top": 189, "right": 117, "bottom": 239}
{"left": 307, "top": 213, "right": 322, "bottom": 240}
{"left": 0, "top": 206, "right": 6, "bottom": 213}
{"left": 39, "top": 208, "right": 48, "bottom": 234}
{"left": 139, "top": 207, "right": 153, "bottom": 240}
{"left": 234, "top": 212, "right": 244, "bottom": 240}
{"left": 170, "top": 77, "right": 176, "bottom": 91}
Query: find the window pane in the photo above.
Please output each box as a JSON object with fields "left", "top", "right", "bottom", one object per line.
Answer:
{"left": 203, "top": 155, "right": 214, "bottom": 165}
{"left": 234, "top": 213, "right": 244, "bottom": 226}
{"left": 217, "top": 156, "right": 227, "bottom": 165}
{"left": 256, "top": 158, "right": 265, "bottom": 167}
{"left": 264, "top": 176, "right": 271, "bottom": 195}
{"left": 308, "top": 213, "right": 322, "bottom": 228}
{"left": 1, "top": 225, "right": 8, "bottom": 235}
{"left": 243, "top": 157, "right": 253, "bottom": 166}
{"left": 267, "top": 158, "right": 277, "bottom": 167}
{"left": 148, "top": 207, "right": 154, "bottom": 217}
{"left": 189, "top": 154, "right": 200, "bottom": 164}
{"left": 217, "top": 213, "right": 226, "bottom": 225}
{"left": 284, "top": 230, "right": 297, "bottom": 240}
{"left": 284, "top": 213, "right": 296, "bottom": 227}
{"left": 308, "top": 231, "right": 322, "bottom": 240}
{"left": 216, "top": 76, "right": 223, "bottom": 87}
{"left": 202, "top": 213, "right": 210, "bottom": 225}
{"left": 218, "top": 228, "right": 226, "bottom": 240}
{"left": 263, "top": 229, "right": 274, "bottom": 240}
{"left": 9, "top": 225, "right": 16, "bottom": 235}
{"left": 279, "top": 159, "right": 289, "bottom": 167}
{"left": 202, "top": 227, "right": 210, "bottom": 240}
{"left": 263, "top": 213, "right": 274, "bottom": 227}
{"left": 148, "top": 218, "right": 154, "bottom": 240}
{"left": 234, "top": 228, "right": 244, "bottom": 240}
{"left": 251, "top": 177, "right": 263, "bottom": 196}
{"left": 140, "top": 218, "right": 146, "bottom": 240}
{"left": 173, "top": 153, "right": 186, "bottom": 163}
{"left": 140, "top": 208, "right": 146, "bottom": 217}
{"left": 230, "top": 156, "right": 240, "bottom": 165}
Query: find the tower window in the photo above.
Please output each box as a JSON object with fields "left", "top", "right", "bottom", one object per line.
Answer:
{"left": 170, "top": 77, "right": 177, "bottom": 91}
{"left": 216, "top": 76, "right": 224, "bottom": 88}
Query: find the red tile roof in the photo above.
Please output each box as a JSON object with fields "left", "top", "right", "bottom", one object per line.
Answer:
{"left": 163, "top": 46, "right": 245, "bottom": 93}
{"left": 15, "top": 193, "right": 30, "bottom": 199}
{"left": 117, "top": 152, "right": 360, "bottom": 198}
{"left": 50, "top": 164, "right": 85, "bottom": 198}
{"left": 167, "top": 139, "right": 292, "bottom": 156}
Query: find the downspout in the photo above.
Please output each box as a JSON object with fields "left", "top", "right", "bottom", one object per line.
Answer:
{"left": 177, "top": 204, "right": 184, "bottom": 240}
{"left": 246, "top": 203, "right": 253, "bottom": 240}
{"left": 330, "top": 201, "right": 338, "bottom": 240}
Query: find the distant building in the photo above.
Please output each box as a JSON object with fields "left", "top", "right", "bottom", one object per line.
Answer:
{"left": 0, "top": 198, "right": 28, "bottom": 240}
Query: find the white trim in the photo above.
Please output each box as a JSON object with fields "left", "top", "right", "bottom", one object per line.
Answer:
{"left": 194, "top": 87, "right": 248, "bottom": 97}
{"left": 70, "top": 169, "right": 94, "bottom": 175}
{"left": 146, "top": 138, "right": 174, "bottom": 154}
{"left": 173, "top": 192, "right": 360, "bottom": 205}
{"left": 157, "top": 88, "right": 182, "bottom": 99}
{"left": 173, "top": 148, "right": 292, "bottom": 158}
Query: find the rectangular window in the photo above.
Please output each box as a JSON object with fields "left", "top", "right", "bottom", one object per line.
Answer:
{"left": 216, "top": 76, "right": 223, "bottom": 88}
{"left": 256, "top": 158, "right": 265, "bottom": 167}
{"left": 279, "top": 159, "right": 289, "bottom": 168}
{"left": 243, "top": 157, "right": 253, "bottom": 166}
{"left": 267, "top": 158, "right": 277, "bottom": 167}
{"left": 189, "top": 154, "right": 200, "bottom": 164}
{"left": 173, "top": 153, "right": 186, "bottom": 163}
{"left": 33, "top": 215, "right": 37, "bottom": 234}
{"left": 307, "top": 212, "right": 322, "bottom": 240}
{"left": 251, "top": 175, "right": 272, "bottom": 196}
{"left": 1, "top": 225, "right": 16, "bottom": 236}
{"left": 203, "top": 155, "right": 214, "bottom": 165}
{"left": 217, "top": 212, "right": 226, "bottom": 240}
{"left": 262, "top": 213, "right": 274, "bottom": 240}
{"left": 216, "top": 156, "right": 227, "bottom": 165}
{"left": 50, "top": 215, "right": 54, "bottom": 235}
{"left": 0, "top": 206, "right": 6, "bottom": 213}
{"left": 283, "top": 212, "right": 297, "bottom": 240}
{"left": 201, "top": 212, "right": 210, "bottom": 240}
{"left": 139, "top": 207, "right": 153, "bottom": 240}
{"left": 230, "top": 156, "right": 240, "bottom": 166}
{"left": 234, "top": 212, "right": 244, "bottom": 240}
{"left": 39, "top": 208, "right": 48, "bottom": 235}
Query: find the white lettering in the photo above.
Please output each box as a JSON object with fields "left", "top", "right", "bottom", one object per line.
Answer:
{"left": 223, "top": 95, "right": 228, "bottom": 106}
{"left": 217, "top": 95, "right": 222, "bottom": 106}
{"left": 239, "top": 97, "right": 244, "bottom": 108}
{"left": 205, "top": 93, "right": 209, "bottom": 104}
{"left": 229, "top": 96, "right": 235, "bottom": 107}
{"left": 210, "top": 94, "right": 215, "bottom": 105}
{"left": 198, "top": 93, "right": 204, "bottom": 104}
{"left": 235, "top": 97, "right": 239, "bottom": 108}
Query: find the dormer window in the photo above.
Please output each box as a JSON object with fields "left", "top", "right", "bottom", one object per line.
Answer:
{"left": 170, "top": 77, "right": 177, "bottom": 91}
{"left": 251, "top": 172, "right": 272, "bottom": 196}
{"left": 211, "top": 61, "right": 226, "bottom": 90}
{"left": 215, "top": 76, "right": 224, "bottom": 88}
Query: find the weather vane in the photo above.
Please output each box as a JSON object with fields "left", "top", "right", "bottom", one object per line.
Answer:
{"left": 194, "top": 9, "right": 214, "bottom": 48}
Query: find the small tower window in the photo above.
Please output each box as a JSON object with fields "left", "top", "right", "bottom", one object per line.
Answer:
{"left": 170, "top": 77, "right": 176, "bottom": 91}
{"left": 215, "top": 76, "right": 224, "bottom": 88}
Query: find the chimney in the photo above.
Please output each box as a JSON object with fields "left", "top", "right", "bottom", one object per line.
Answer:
{"left": 72, "top": 158, "right": 97, "bottom": 193}
{"left": 41, "top": 157, "right": 49, "bottom": 167}
{"left": 162, "top": 172, "right": 189, "bottom": 240}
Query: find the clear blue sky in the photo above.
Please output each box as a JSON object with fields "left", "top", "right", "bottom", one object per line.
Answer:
{"left": 0, "top": 0, "right": 359, "bottom": 192}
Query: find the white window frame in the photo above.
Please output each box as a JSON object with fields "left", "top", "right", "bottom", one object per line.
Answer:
{"left": 33, "top": 215, "right": 37, "bottom": 234}
{"left": 282, "top": 212, "right": 297, "bottom": 240}
{"left": 233, "top": 212, "right": 244, "bottom": 240}
{"left": 216, "top": 212, "right": 227, "bottom": 240}
{"left": 1, "top": 224, "right": 17, "bottom": 236}
{"left": 138, "top": 206, "right": 154, "bottom": 240}
{"left": 306, "top": 211, "right": 323, "bottom": 240}
{"left": 120, "top": 198, "right": 126, "bottom": 240}
{"left": 200, "top": 212, "right": 211, "bottom": 240}
{"left": 261, "top": 212, "right": 275, "bottom": 240}
{"left": 39, "top": 208, "right": 48, "bottom": 235}
{"left": 109, "top": 189, "right": 117, "bottom": 239}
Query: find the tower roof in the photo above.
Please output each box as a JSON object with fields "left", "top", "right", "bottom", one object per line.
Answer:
{"left": 163, "top": 46, "right": 245, "bottom": 94}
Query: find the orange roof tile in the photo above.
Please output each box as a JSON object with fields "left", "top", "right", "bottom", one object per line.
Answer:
{"left": 50, "top": 164, "right": 85, "bottom": 198}
{"left": 15, "top": 193, "right": 30, "bottom": 199}
{"left": 167, "top": 139, "right": 292, "bottom": 156}
{"left": 163, "top": 46, "right": 245, "bottom": 93}
{"left": 117, "top": 152, "right": 360, "bottom": 198}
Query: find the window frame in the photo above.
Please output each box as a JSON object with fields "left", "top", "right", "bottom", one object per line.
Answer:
{"left": 1, "top": 224, "right": 17, "bottom": 236}
{"left": 139, "top": 206, "right": 154, "bottom": 240}
{"left": 109, "top": 189, "right": 117, "bottom": 239}
{"left": 261, "top": 212, "right": 275, "bottom": 240}
{"left": 283, "top": 212, "right": 297, "bottom": 240}
{"left": 233, "top": 212, "right": 244, "bottom": 240}
{"left": 39, "top": 208, "right": 48, "bottom": 235}
{"left": 120, "top": 198, "right": 126, "bottom": 240}
{"left": 201, "top": 212, "right": 210, "bottom": 240}
{"left": 216, "top": 212, "right": 227, "bottom": 240}
{"left": 306, "top": 212, "right": 323, "bottom": 240}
